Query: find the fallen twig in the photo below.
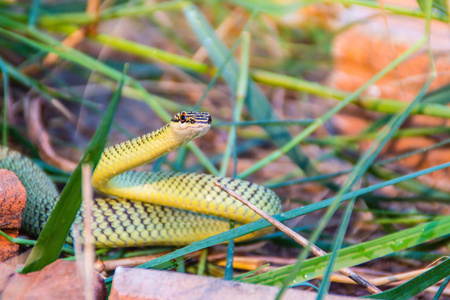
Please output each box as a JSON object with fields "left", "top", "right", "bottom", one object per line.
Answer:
{"left": 215, "top": 181, "right": 382, "bottom": 295}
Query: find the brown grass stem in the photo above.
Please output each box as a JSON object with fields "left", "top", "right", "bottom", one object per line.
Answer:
{"left": 214, "top": 181, "right": 382, "bottom": 295}
{"left": 82, "top": 164, "right": 95, "bottom": 300}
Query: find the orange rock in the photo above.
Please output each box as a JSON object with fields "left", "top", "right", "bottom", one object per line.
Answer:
{"left": 329, "top": 4, "right": 450, "bottom": 102}
{"left": 328, "top": 3, "right": 450, "bottom": 191}
{"left": 0, "top": 169, "right": 27, "bottom": 262}
{"left": 110, "top": 267, "right": 355, "bottom": 300}
{"left": 0, "top": 169, "right": 27, "bottom": 228}
{"left": 1, "top": 260, "right": 106, "bottom": 300}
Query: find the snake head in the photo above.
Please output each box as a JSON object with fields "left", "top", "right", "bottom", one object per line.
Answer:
{"left": 170, "top": 111, "right": 212, "bottom": 140}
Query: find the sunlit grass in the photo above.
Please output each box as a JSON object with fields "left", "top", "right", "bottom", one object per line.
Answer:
{"left": 0, "top": 0, "right": 449, "bottom": 298}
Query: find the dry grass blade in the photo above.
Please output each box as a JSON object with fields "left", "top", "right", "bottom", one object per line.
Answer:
{"left": 101, "top": 252, "right": 171, "bottom": 271}
{"left": 214, "top": 181, "right": 382, "bottom": 295}
{"left": 26, "top": 97, "right": 77, "bottom": 172}
{"left": 81, "top": 164, "right": 95, "bottom": 300}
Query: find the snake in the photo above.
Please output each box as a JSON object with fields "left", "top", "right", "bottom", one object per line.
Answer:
{"left": 0, "top": 111, "right": 282, "bottom": 248}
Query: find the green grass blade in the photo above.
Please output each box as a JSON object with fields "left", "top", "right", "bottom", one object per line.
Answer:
{"left": 222, "top": 31, "right": 251, "bottom": 280}
{"left": 21, "top": 74, "right": 125, "bottom": 273}
{"left": 417, "top": 0, "right": 449, "bottom": 16}
{"left": 94, "top": 34, "right": 209, "bottom": 74}
{"left": 183, "top": 4, "right": 320, "bottom": 176}
{"left": 28, "top": 0, "right": 40, "bottom": 27}
{"left": 228, "top": 0, "right": 313, "bottom": 16}
{"left": 219, "top": 31, "right": 250, "bottom": 177}
{"left": 317, "top": 197, "right": 356, "bottom": 298}
{"left": 423, "top": 84, "right": 450, "bottom": 104}
{"left": 332, "top": 0, "right": 448, "bottom": 22}
{"left": 365, "top": 259, "right": 450, "bottom": 299}
{"left": 250, "top": 70, "right": 450, "bottom": 119}
{"left": 214, "top": 119, "right": 315, "bottom": 127}
{"left": 307, "top": 76, "right": 433, "bottom": 298}
{"left": 238, "top": 37, "right": 425, "bottom": 178}
{"left": 242, "top": 216, "right": 450, "bottom": 286}
{"left": 31, "top": 0, "right": 188, "bottom": 27}
{"left": 0, "top": 56, "right": 8, "bottom": 146}
{"left": 433, "top": 275, "right": 450, "bottom": 300}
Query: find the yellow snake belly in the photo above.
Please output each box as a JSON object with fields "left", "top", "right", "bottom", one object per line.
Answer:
{"left": 0, "top": 111, "right": 282, "bottom": 248}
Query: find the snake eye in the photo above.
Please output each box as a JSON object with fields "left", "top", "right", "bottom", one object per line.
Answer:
{"left": 207, "top": 116, "right": 212, "bottom": 124}
{"left": 180, "top": 113, "right": 186, "bottom": 123}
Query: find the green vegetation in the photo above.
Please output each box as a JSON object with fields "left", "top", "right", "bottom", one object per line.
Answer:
{"left": 1, "top": 0, "right": 449, "bottom": 298}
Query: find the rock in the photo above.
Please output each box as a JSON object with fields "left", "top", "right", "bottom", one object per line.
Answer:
{"left": 329, "top": 1, "right": 450, "bottom": 103}
{"left": 0, "top": 263, "right": 16, "bottom": 294}
{"left": 327, "top": 1, "right": 450, "bottom": 193}
{"left": 0, "top": 260, "right": 106, "bottom": 300}
{"left": 0, "top": 169, "right": 27, "bottom": 229}
{"left": 0, "top": 169, "right": 27, "bottom": 262}
{"left": 110, "top": 267, "right": 355, "bottom": 300}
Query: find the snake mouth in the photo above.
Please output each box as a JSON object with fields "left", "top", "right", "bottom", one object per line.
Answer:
{"left": 188, "top": 122, "right": 210, "bottom": 139}
{"left": 192, "top": 130, "right": 208, "bottom": 139}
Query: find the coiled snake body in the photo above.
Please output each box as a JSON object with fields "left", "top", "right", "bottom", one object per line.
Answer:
{"left": 0, "top": 111, "right": 281, "bottom": 248}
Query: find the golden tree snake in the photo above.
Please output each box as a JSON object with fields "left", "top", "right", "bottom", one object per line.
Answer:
{"left": 0, "top": 111, "right": 282, "bottom": 248}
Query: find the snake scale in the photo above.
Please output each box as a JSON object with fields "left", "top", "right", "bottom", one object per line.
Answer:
{"left": 0, "top": 111, "right": 281, "bottom": 248}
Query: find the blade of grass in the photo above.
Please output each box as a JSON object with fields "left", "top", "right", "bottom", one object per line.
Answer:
{"left": 0, "top": 58, "right": 99, "bottom": 110}
{"left": 233, "top": 264, "right": 271, "bottom": 281}
{"left": 422, "top": 84, "right": 450, "bottom": 104}
{"left": 183, "top": 4, "right": 320, "bottom": 177}
{"left": 242, "top": 216, "right": 450, "bottom": 286}
{"left": 255, "top": 74, "right": 443, "bottom": 293}
{"left": 238, "top": 37, "right": 425, "bottom": 179}
{"left": 224, "top": 220, "right": 235, "bottom": 280}
{"left": 226, "top": 0, "right": 448, "bottom": 21}
{"left": 215, "top": 181, "right": 381, "bottom": 295}
{"left": 0, "top": 229, "right": 74, "bottom": 254}
{"left": 28, "top": 0, "right": 189, "bottom": 27}
{"left": 433, "top": 275, "right": 450, "bottom": 300}
{"left": 197, "top": 249, "right": 208, "bottom": 276}
{"left": 308, "top": 65, "right": 435, "bottom": 298}
{"left": 21, "top": 72, "right": 125, "bottom": 273}
{"left": 278, "top": 135, "right": 450, "bottom": 195}
{"left": 0, "top": 56, "right": 8, "bottom": 146}
{"left": 28, "top": 0, "right": 40, "bottom": 27}
{"left": 222, "top": 31, "right": 251, "bottom": 280}
{"left": 88, "top": 29, "right": 450, "bottom": 120}
{"left": 331, "top": 0, "right": 448, "bottom": 22}
{"left": 228, "top": 0, "right": 313, "bottom": 16}
{"left": 219, "top": 31, "right": 250, "bottom": 177}
{"left": 315, "top": 75, "right": 434, "bottom": 297}
{"left": 214, "top": 119, "right": 315, "bottom": 127}
{"left": 94, "top": 34, "right": 209, "bottom": 74}
{"left": 365, "top": 259, "right": 450, "bottom": 299}
{"left": 309, "top": 126, "right": 450, "bottom": 145}
{"left": 192, "top": 22, "right": 246, "bottom": 111}
{"left": 250, "top": 70, "right": 450, "bottom": 119}
{"left": 317, "top": 195, "right": 357, "bottom": 298}
{"left": 367, "top": 163, "right": 450, "bottom": 199}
